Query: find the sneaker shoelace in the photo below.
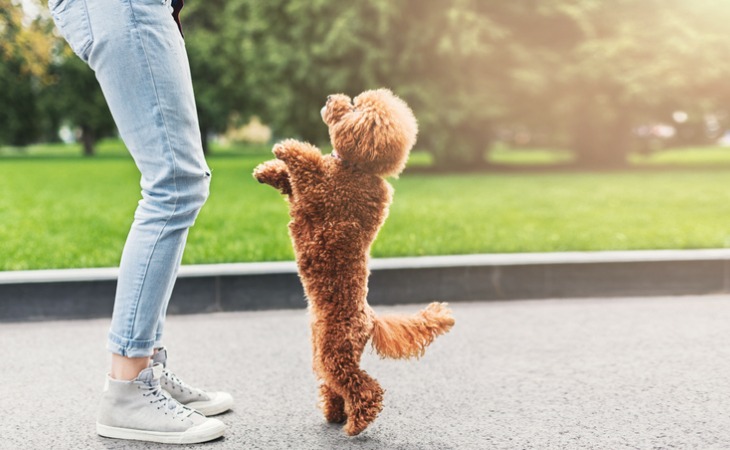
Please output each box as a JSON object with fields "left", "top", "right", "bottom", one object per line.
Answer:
{"left": 163, "top": 369, "right": 201, "bottom": 397}
{"left": 140, "top": 380, "right": 194, "bottom": 420}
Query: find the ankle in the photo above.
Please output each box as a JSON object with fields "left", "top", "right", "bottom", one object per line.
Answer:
{"left": 110, "top": 353, "right": 151, "bottom": 381}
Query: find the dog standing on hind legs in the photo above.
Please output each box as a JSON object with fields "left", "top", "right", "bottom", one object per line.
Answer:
{"left": 253, "top": 89, "right": 455, "bottom": 436}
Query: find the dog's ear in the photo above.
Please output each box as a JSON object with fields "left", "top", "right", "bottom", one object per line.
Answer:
{"left": 322, "top": 94, "right": 353, "bottom": 127}
{"left": 329, "top": 89, "right": 418, "bottom": 177}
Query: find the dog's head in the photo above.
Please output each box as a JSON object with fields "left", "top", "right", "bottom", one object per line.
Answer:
{"left": 321, "top": 89, "right": 418, "bottom": 177}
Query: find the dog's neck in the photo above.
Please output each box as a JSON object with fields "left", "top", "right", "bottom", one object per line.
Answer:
{"left": 331, "top": 149, "right": 386, "bottom": 179}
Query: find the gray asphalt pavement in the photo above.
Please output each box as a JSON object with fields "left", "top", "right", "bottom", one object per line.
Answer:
{"left": 2, "top": 296, "right": 730, "bottom": 449}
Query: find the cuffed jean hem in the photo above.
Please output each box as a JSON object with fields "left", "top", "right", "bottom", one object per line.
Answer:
{"left": 107, "top": 330, "right": 156, "bottom": 358}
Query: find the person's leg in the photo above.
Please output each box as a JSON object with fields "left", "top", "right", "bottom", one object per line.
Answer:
{"left": 110, "top": 354, "right": 150, "bottom": 381}
{"left": 49, "top": 0, "right": 223, "bottom": 443}
{"left": 85, "top": 0, "right": 210, "bottom": 366}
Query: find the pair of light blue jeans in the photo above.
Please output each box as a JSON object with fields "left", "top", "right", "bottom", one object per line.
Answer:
{"left": 49, "top": 0, "right": 211, "bottom": 357}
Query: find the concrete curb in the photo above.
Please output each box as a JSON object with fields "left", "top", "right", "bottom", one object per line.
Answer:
{"left": 2, "top": 249, "right": 730, "bottom": 322}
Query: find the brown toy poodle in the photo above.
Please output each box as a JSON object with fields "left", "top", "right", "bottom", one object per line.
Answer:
{"left": 253, "top": 89, "right": 455, "bottom": 436}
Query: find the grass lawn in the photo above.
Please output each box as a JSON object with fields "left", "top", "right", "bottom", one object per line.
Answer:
{"left": 488, "top": 146, "right": 575, "bottom": 165}
{"left": 489, "top": 145, "right": 730, "bottom": 167}
{"left": 630, "top": 146, "right": 730, "bottom": 166}
{"left": 4, "top": 142, "right": 730, "bottom": 270}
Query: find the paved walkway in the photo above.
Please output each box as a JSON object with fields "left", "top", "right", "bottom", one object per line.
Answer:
{"left": 2, "top": 297, "right": 730, "bottom": 449}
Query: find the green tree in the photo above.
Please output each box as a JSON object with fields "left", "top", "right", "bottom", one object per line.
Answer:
{"left": 501, "top": 0, "right": 730, "bottom": 167}
{"left": 240, "top": 0, "right": 520, "bottom": 169}
{"left": 183, "top": 0, "right": 252, "bottom": 154}
{"left": 242, "top": 0, "right": 388, "bottom": 144}
{"left": 238, "top": 0, "right": 730, "bottom": 169}
{"left": 10, "top": 0, "right": 730, "bottom": 167}
{"left": 0, "top": 55, "right": 40, "bottom": 146}
{"left": 0, "top": 0, "right": 54, "bottom": 78}
{"left": 0, "top": 0, "right": 54, "bottom": 146}
{"left": 44, "top": 56, "right": 116, "bottom": 156}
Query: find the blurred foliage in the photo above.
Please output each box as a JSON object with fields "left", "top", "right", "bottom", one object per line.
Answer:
{"left": 5, "top": 0, "right": 730, "bottom": 167}
{"left": 510, "top": 0, "right": 730, "bottom": 166}
{"left": 233, "top": 0, "right": 730, "bottom": 168}
{"left": 0, "top": 0, "right": 113, "bottom": 152}
{"left": 0, "top": 55, "right": 39, "bottom": 146}
{"left": 239, "top": 0, "right": 510, "bottom": 169}
{"left": 182, "top": 0, "right": 251, "bottom": 154}
{"left": 0, "top": 0, "right": 53, "bottom": 145}
{"left": 0, "top": 0, "right": 54, "bottom": 77}
{"left": 42, "top": 56, "right": 116, "bottom": 156}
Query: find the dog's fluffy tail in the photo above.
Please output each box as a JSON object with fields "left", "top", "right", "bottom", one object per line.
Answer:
{"left": 370, "top": 302, "right": 455, "bottom": 359}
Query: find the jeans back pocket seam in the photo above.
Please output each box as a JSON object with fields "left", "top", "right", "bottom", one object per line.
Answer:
{"left": 51, "top": 0, "right": 94, "bottom": 63}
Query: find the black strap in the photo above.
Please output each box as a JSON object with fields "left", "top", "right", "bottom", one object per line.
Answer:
{"left": 171, "top": 0, "right": 184, "bottom": 37}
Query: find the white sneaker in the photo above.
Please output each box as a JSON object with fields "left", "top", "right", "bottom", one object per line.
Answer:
{"left": 153, "top": 347, "right": 234, "bottom": 416}
{"left": 96, "top": 363, "right": 225, "bottom": 444}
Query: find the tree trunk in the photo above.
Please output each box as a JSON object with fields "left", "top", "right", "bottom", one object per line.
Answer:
{"left": 431, "top": 121, "right": 491, "bottom": 172}
{"left": 81, "top": 126, "right": 96, "bottom": 157}
{"left": 572, "top": 104, "right": 630, "bottom": 169}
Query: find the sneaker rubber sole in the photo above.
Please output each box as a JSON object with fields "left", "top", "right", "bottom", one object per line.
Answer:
{"left": 96, "top": 419, "right": 225, "bottom": 444}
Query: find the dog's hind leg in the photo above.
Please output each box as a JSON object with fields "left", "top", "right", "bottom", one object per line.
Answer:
{"left": 339, "top": 361, "right": 384, "bottom": 436}
{"left": 319, "top": 383, "right": 346, "bottom": 423}
{"left": 312, "top": 319, "right": 347, "bottom": 423}
{"left": 321, "top": 336, "right": 384, "bottom": 436}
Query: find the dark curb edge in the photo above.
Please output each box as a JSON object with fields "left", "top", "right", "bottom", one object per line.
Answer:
{"left": 3, "top": 250, "right": 730, "bottom": 322}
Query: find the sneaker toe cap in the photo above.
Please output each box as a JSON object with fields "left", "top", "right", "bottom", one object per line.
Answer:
{"left": 188, "top": 391, "right": 234, "bottom": 416}
{"left": 182, "top": 418, "right": 226, "bottom": 443}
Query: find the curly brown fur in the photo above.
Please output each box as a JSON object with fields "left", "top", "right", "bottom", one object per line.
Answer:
{"left": 371, "top": 302, "right": 455, "bottom": 359}
{"left": 254, "top": 89, "right": 454, "bottom": 436}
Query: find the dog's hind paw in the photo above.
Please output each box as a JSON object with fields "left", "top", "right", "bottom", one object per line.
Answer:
{"left": 324, "top": 404, "right": 346, "bottom": 424}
